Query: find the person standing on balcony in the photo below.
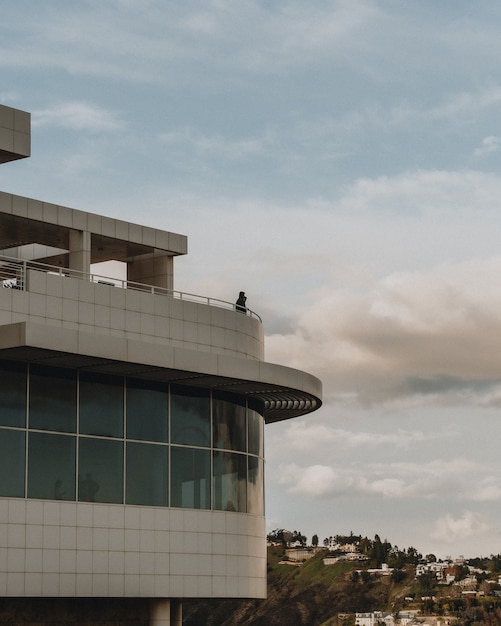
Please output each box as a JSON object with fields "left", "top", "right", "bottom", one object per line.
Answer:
{"left": 236, "top": 291, "right": 247, "bottom": 314}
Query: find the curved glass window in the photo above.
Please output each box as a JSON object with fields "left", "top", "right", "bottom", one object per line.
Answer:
{"left": 248, "top": 409, "right": 263, "bottom": 457}
{"left": 126, "top": 379, "right": 168, "bottom": 442}
{"left": 80, "top": 372, "right": 123, "bottom": 438}
{"left": 171, "top": 446, "right": 210, "bottom": 509}
{"left": 0, "top": 360, "right": 26, "bottom": 428}
{"left": 213, "top": 451, "right": 247, "bottom": 512}
{"left": 171, "top": 385, "right": 210, "bottom": 447}
{"left": 0, "top": 361, "right": 265, "bottom": 515}
{"left": 248, "top": 456, "right": 264, "bottom": 515}
{"left": 28, "top": 432, "right": 75, "bottom": 501}
{"left": 213, "top": 392, "right": 246, "bottom": 452}
{"left": 29, "top": 365, "right": 76, "bottom": 433}
{"left": 126, "top": 442, "right": 168, "bottom": 506}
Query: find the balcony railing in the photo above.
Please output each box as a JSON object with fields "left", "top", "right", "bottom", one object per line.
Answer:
{"left": 0, "top": 254, "right": 262, "bottom": 322}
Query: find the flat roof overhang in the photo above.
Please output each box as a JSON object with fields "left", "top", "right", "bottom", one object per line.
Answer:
{"left": 0, "top": 192, "right": 188, "bottom": 264}
{"left": 0, "top": 322, "right": 322, "bottom": 423}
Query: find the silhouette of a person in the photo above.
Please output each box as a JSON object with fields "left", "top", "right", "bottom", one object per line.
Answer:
{"left": 236, "top": 291, "right": 247, "bottom": 314}
{"left": 54, "top": 480, "right": 65, "bottom": 500}
{"left": 79, "top": 473, "right": 99, "bottom": 502}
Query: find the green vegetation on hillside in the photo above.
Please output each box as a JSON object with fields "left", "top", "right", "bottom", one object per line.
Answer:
{"left": 183, "top": 530, "right": 501, "bottom": 626}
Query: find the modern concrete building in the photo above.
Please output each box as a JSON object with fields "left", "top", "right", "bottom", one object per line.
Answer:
{"left": 0, "top": 104, "right": 322, "bottom": 625}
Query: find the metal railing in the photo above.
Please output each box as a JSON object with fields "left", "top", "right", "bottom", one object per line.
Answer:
{"left": 0, "top": 254, "right": 262, "bottom": 322}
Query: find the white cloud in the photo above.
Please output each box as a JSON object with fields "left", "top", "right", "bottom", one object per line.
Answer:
{"left": 0, "top": 1, "right": 383, "bottom": 80}
{"left": 32, "top": 102, "right": 124, "bottom": 132}
{"left": 474, "top": 135, "right": 501, "bottom": 158}
{"left": 430, "top": 511, "right": 490, "bottom": 545}
{"left": 272, "top": 420, "right": 453, "bottom": 455}
{"left": 279, "top": 458, "right": 500, "bottom": 502}
{"left": 267, "top": 252, "right": 501, "bottom": 407}
{"left": 159, "top": 127, "right": 274, "bottom": 160}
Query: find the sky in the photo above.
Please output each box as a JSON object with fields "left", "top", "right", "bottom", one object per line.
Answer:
{"left": 2, "top": 0, "right": 501, "bottom": 559}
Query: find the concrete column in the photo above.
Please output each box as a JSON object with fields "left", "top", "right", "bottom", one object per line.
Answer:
{"left": 171, "top": 601, "right": 182, "bottom": 626}
{"left": 149, "top": 599, "right": 170, "bottom": 626}
{"left": 149, "top": 600, "right": 182, "bottom": 626}
{"left": 68, "top": 229, "right": 91, "bottom": 274}
{"left": 127, "top": 252, "right": 173, "bottom": 290}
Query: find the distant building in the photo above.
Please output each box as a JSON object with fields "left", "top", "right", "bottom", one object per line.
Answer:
{"left": 0, "top": 104, "right": 322, "bottom": 625}
{"left": 356, "top": 611, "right": 394, "bottom": 626}
{"left": 285, "top": 548, "right": 316, "bottom": 562}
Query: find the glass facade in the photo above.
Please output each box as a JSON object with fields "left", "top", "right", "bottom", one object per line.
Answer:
{"left": 0, "top": 360, "right": 264, "bottom": 515}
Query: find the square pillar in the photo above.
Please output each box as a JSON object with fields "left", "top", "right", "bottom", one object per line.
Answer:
{"left": 68, "top": 229, "right": 91, "bottom": 274}
{"left": 127, "top": 252, "right": 173, "bottom": 290}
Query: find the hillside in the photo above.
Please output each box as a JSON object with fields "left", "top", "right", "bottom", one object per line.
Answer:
{"left": 183, "top": 545, "right": 417, "bottom": 626}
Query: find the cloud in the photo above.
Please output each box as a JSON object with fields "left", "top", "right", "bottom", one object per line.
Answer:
{"left": 272, "top": 420, "right": 453, "bottom": 455}
{"left": 32, "top": 102, "right": 124, "bottom": 132}
{"left": 267, "top": 252, "right": 501, "bottom": 407}
{"left": 430, "top": 511, "right": 490, "bottom": 545}
{"left": 279, "top": 458, "right": 501, "bottom": 502}
{"left": 159, "top": 127, "right": 274, "bottom": 160}
{"left": 0, "top": 1, "right": 383, "bottom": 80}
{"left": 474, "top": 135, "right": 501, "bottom": 158}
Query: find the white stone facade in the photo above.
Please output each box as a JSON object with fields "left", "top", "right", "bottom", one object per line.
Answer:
{"left": 0, "top": 104, "right": 322, "bottom": 623}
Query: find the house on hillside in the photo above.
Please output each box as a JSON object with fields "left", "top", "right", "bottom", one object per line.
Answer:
{"left": 356, "top": 611, "right": 394, "bottom": 626}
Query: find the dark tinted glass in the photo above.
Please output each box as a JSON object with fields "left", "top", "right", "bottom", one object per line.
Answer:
{"left": 171, "top": 446, "right": 210, "bottom": 509}
{"left": 0, "top": 428, "right": 25, "bottom": 497}
{"left": 79, "top": 372, "right": 123, "bottom": 438}
{"left": 171, "top": 386, "right": 210, "bottom": 447}
{"left": 0, "top": 361, "right": 26, "bottom": 427}
{"left": 28, "top": 432, "right": 76, "bottom": 500}
{"left": 126, "top": 442, "right": 168, "bottom": 506}
{"left": 126, "top": 378, "right": 168, "bottom": 442}
{"left": 30, "top": 365, "right": 76, "bottom": 433}
{"left": 79, "top": 438, "right": 123, "bottom": 504}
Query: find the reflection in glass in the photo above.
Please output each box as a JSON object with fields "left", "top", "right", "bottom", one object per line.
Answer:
{"left": 248, "top": 456, "right": 264, "bottom": 515}
{"left": 171, "top": 446, "right": 210, "bottom": 509}
{"left": 213, "top": 451, "right": 247, "bottom": 512}
{"left": 248, "top": 410, "right": 263, "bottom": 457}
{"left": 79, "top": 438, "right": 123, "bottom": 504}
{"left": 0, "top": 358, "right": 267, "bottom": 512}
{"left": 0, "top": 361, "right": 26, "bottom": 428}
{"left": 28, "top": 432, "right": 75, "bottom": 500}
{"left": 0, "top": 428, "right": 25, "bottom": 497}
{"left": 79, "top": 372, "right": 123, "bottom": 438}
{"left": 30, "top": 365, "right": 76, "bottom": 433}
{"left": 126, "top": 379, "right": 168, "bottom": 442}
{"left": 213, "top": 393, "right": 246, "bottom": 452}
{"left": 126, "top": 442, "right": 168, "bottom": 506}
{"left": 171, "top": 386, "right": 210, "bottom": 447}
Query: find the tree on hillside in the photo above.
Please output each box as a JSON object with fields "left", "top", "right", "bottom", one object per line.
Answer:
{"left": 406, "top": 546, "right": 422, "bottom": 565}
{"left": 336, "top": 532, "right": 361, "bottom": 545}
{"left": 418, "top": 571, "right": 436, "bottom": 595}
{"left": 267, "top": 529, "right": 288, "bottom": 545}
{"left": 312, "top": 534, "right": 319, "bottom": 547}
{"left": 291, "top": 530, "right": 306, "bottom": 547}
{"left": 370, "top": 535, "right": 392, "bottom": 567}
{"left": 266, "top": 528, "right": 306, "bottom": 547}
{"left": 391, "top": 569, "right": 406, "bottom": 583}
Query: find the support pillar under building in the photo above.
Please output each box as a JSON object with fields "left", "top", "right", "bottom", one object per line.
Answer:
{"left": 150, "top": 600, "right": 182, "bottom": 626}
